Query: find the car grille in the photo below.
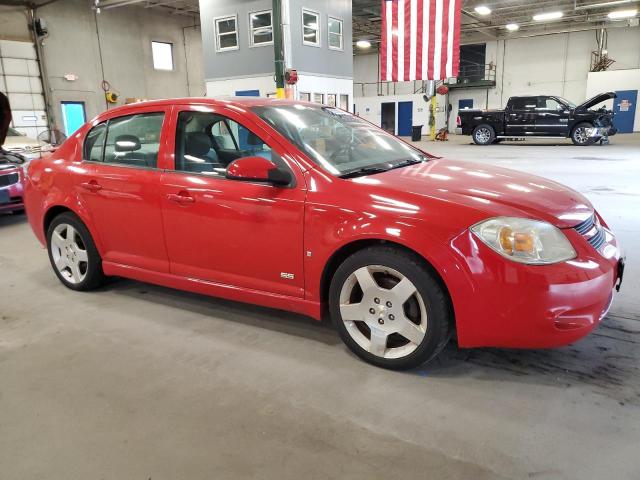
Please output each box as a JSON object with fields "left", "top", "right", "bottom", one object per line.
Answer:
{"left": 0, "top": 173, "right": 20, "bottom": 187}
{"left": 573, "top": 214, "right": 606, "bottom": 250}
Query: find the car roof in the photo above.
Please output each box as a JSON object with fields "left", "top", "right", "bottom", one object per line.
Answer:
{"left": 101, "top": 96, "right": 319, "bottom": 117}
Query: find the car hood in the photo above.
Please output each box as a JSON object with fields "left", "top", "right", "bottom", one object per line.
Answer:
{"left": 362, "top": 159, "right": 593, "bottom": 229}
{"left": 575, "top": 92, "right": 616, "bottom": 111}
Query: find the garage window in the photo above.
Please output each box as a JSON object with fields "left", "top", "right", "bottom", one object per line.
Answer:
{"left": 299, "top": 92, "right": 311, "bottom": 101}
{"left": 327, "top": 94, "right": 337, "bottom": 107}
{"left": 215, "top": 15, "right": 239, "bottom": 51}
{"left": 339, "top": 94, "right": 349, "bottom": 111}
{"left": 151, "top": 41, "right": 174, "bottom": 71}
{"left": 302, "top": 9, "right": 320, "bottom": 46}
{"left": 328, "top": 17, "right": 343, "bottom": 50}
{"left": 313, "top": 93, "right": 324, "bottom": 104}
{"left": 249, "top": 10, "right": 273, "bottom": 46}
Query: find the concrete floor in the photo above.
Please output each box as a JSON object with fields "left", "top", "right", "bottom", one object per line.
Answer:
{"left": 1, "top": 133, "right": 639, "bottom": 479}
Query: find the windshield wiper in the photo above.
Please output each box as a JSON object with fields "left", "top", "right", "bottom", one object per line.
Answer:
{"left": 388, "top": 158, "right": 423, "bottom": 170}
{"left": 339, "top": 166, "right": 391, "bottom": 179}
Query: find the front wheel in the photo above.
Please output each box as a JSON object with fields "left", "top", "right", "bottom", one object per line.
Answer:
{"left": 472, "top": 124, "right": 495, "bottom": 145}
{"left": 329, "top": 247, "right": 452, "bottom": 370}
{"left": 571, "top": 122, "right": 596, "bottom": 146}
{"left": 47, "top": 212, "right": 106, "bottom": 291}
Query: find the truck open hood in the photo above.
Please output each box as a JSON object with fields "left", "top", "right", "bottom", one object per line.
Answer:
{"left": 575, "top": 92, "right": 616, "bottom": 111}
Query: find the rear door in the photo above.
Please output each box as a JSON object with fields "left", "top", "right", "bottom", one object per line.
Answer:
{"left": 505, "top": 97, "right": 537, "bottom": 136}
{"left": 535, "top": 97, "right": 570, "bottom": 136}
{"left": 78, "top": 107, "right": 169, "bottom": 273}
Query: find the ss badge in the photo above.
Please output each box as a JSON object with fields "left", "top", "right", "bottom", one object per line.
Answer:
{"left": 280, "top": 272, "right": 295, "bottom": 280}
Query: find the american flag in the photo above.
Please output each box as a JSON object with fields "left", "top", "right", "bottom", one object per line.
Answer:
{"left": 380, "top": 0, "right": 462, "bottom": 82}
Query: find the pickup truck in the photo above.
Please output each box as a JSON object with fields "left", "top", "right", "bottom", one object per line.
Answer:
{"left": 458, "top": 92, "right": 617, "bottom": 146}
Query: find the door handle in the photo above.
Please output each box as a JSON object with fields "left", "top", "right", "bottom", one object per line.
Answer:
{"left": 80, "top": 181, "right": 102, "bottom": 192}
{"left": 167, "top": 192, "right": 195, "bottom": 204}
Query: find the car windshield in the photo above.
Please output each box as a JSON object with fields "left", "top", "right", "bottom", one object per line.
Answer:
{"left": 7, "top": 127, "right": 22, "bottom": 136}
{"left": 556, "top": 97, "right": 576, "bottom": 108}
{"left": 251, "top": 104, "right": 428, "bottom": 177}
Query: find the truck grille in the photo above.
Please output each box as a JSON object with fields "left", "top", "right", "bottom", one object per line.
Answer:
{"left": 573, "top": 214, "right": 606, "bottom": 250}
{"left": 0, "top": 173, "right": 19, "bottom": 187}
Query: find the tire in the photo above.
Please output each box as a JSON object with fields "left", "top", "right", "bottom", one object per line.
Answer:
{"left": 472, "top": 124, "right": 495, "bottom": 145}
{"left": 46, "top": 212, "right": 106, "bottom": 291}
{"left": 571, "top": 122, "right": 596, "bottom": 146}
{"left": 329, "top": 246, "right": 452, "bottom": 370}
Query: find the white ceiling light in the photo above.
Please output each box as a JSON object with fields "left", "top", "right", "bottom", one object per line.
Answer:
{"left": 532, "top": 11, "right": 564, "bottom": 21}
{"left": 608, "top": 8, "right": 637, "bottom": 19}
{"left": 474, "top": 5, "right": 491, "bottom": 15}
{"left": 356, "top": 39, "right": 372, "bottom": 49}
{"left": 505, "top": 23, "right": 519, "bottom": 31}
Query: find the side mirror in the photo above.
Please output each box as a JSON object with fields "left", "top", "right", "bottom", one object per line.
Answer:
{"left": 114, "top": 134, "right": 141, "bottom": 152}
{"left": 226, "top": 156, "right": 293, "bottom": 186}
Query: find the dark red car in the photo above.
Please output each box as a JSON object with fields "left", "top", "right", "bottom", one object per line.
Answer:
{"left": 24, "top": 98, "right": 624, "bottom": 369}
{"left": 0, "top": 161, "right": 24, "bottom": 214}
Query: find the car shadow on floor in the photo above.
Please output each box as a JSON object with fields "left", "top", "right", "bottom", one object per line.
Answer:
{"left": 420, "top": 310, "right": 640, "bottom": 405}
{"left": 98, "top": 278, "right": 341, "bottom": 347}
{"left": 0, "top": 212, "right": 27, "bottom": 227}
{"left": 92, "top": 275, "right": 640, "bottom": 405}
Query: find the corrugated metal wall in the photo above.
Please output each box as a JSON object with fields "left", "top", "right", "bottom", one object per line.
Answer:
{"left": 0, "top": 39, "right": 48, "bottom": 140}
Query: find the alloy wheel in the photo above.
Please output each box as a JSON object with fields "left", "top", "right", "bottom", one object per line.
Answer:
{"left": 574, "top": 127, "right": 591, "bottom": 144}
{"left": 50, "top": 223, "right": 89, "bottom": 284}
{"left": 475, "top": 127, "right": 491, "bottom": 144}
{"left": 339, "top": 265, "right": 427, "bottom": 359}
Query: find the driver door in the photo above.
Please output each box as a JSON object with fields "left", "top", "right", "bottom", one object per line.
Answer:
{"left": 159, "top": 105, "right": 306, "bottom": 297}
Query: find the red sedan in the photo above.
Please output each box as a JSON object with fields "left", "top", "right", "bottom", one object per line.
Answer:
{"left": 24, "top": 98, "right": 624, "bottom": 369}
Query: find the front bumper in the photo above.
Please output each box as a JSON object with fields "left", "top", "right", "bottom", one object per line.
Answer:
{"left": 450, "top": 225, "right": 622, "bottom": 349}
{"left": 0, "top": 176, "right": 24, "bottom": 213}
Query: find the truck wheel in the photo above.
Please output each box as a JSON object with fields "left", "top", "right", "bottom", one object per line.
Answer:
{"left": 472, "top": 125, "right": 495, "bottom": 145}
{"left": 571, "top": 122, "right": 596, "bottom": 146}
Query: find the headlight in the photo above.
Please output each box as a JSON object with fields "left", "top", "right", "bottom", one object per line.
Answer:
{"left": 471, "top": 217, "right": 576, "bottom": 265}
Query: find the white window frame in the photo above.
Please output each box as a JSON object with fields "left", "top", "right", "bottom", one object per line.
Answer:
{"left": 151, "top": 41, "right": 174, "bottom": 71}
{"left": 313, "top": 93, "right": 324, "bottom": 104}
{"left": 299, "top": 92, "right": 311, "bottom": 101}
{"left": 249, "top": 9, "right": 274, "bottom": 47}
{"left": 301, "top": 8, "right": 321, "bottom": 47}
{"left": 327, "top": 16, "right": 343, "bottom": 51}
{"left": 215, "top": 14, "right": 239, "bottom": 52}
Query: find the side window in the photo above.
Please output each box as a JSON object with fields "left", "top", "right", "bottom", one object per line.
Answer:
{"left": 175, "top": 110, "right": 276, "bottom": 177}
{"left": 83, "top": 122, "right": 107, "bottom": 161}
{"left": 103, "top": 112, "right": 164, "bottom": 168}
{"left": 511, "top": 97, "right": 536, "bottom": 111}
{"left": 540, "top": 98, "right": 564, "bottom": 110}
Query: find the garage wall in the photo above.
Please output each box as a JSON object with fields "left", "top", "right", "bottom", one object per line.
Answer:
{"left": 0, "top": 1, "right": 205, "bottom": 137}
{"left": 586, "top": 69, "right": 640, "bottom": 132}
{"left": 354, "top": 26, "right": 640, "bottom": 131}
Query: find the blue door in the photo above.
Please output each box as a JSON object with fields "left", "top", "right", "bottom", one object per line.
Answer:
{"left": 61, "top": 102, "right": 86, "bottom": 136}
{"left": 458, "top": 99, "right": 474, "bottom": 110}
{"left": 235, "top": 90, "right": 260, "bottom": 97}
{"left": 614, "top": 90, "right": 637, "bottom": 133}
{"left": 397, "top": 101, "right": 413, "bottom": 136}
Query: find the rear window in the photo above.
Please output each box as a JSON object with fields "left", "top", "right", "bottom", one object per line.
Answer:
{"left": 510, "top": 98, "right": 537, "bottom": 111}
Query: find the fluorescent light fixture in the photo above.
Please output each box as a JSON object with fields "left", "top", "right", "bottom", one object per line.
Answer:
{"left": 608, "top": 8, "right": 637, "bottom": 18}
{"left": 505, "top": 23, "right": 519, "bottom": 31}
{"left": 474, "top": 5, "right": 491, "bottom": 15}
{"left": 533, "top": 11, "right": 563, "bottom": 21}
{"left": 356, "top": 39, "right": 371, "bottom": 48}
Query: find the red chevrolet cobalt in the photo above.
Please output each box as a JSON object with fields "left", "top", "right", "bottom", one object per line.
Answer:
{"left": 24, "top": 98, "right": 624, "bottom": 369}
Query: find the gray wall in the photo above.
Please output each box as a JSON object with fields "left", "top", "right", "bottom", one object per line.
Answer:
{"left": 1, "top": 0, "right": 205, "bottom": 133}
{"left": 289, "top": 0, "right": 352, "bottom": 78}
{"left": 200, "top": 0, "right": 275, "bottom": 80}
{"left": 200, "top": 0, "right": 353, "bottom": 81}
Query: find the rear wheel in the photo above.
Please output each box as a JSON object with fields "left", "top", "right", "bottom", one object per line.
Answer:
{"left": 47, "top": 212, "right": 106, "bottom": 291}
{"left": 329, "top": 247, "right": 452, "bottom": 370}
{"left": 472, "top": 124, "right": 495, "bottom": 145}
{"left": 571, "top": 122, "right": 596, "bottom": 146}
